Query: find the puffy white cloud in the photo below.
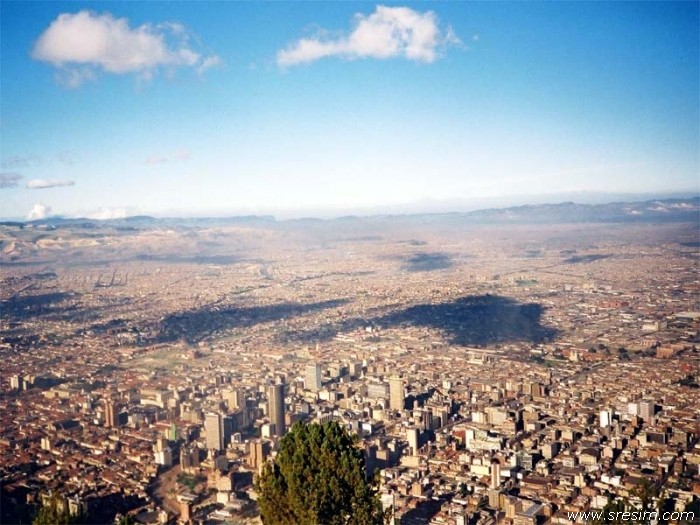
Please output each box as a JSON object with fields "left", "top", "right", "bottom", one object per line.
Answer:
{"left": 0, "top": 172, "right": 22, "bottom": 188}
{"left": 32, "top": 10, "right": 221, "bottom": 86}
{"left": 277, "top": 5, "right": 460, "bottom": 67}
{"left": 27, "top": 203, "right": 52, "bottom": 220}
{"left": 26, "top": 179, "right": 75, "bottom": 189}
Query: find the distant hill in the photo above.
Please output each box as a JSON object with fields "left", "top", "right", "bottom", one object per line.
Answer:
{"left": 1, "top": 197, "right": 696, "bottom": 267}
{"left": 16, "top": 214, "right": 277, "bottom": 230}
{"left": 3, "top": 198, "right": 698, "bottom": 229}
{"left": 318, "top": 197, "right": 700, "bottom": 226}
{"left": 455, "top": 198, "right": 700, "bottom": 224}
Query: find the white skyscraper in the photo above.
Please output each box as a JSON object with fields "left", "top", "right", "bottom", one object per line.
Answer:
{"left": 205, "top": 412, "right": 224, "bottom": 451}
{"left": 389, "top": 376, "right": 404, "bottom": 412}
{"left": 406, "top": 427, "right": 419, "bottom": 456}
{"left": 306, "top": 363, "right": 322, "bottom": 392}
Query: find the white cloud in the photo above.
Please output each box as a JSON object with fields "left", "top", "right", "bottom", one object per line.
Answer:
{"left": 277, "top": 5, "right": 460, "bottom": 67}
{"left": 28, "top": 203, "right": 52, "bottom": 220}
{"left": 84, "top": 207, "right": 130, "bottom": 220}
{"left": 32, "top": 10, "right": 221, "bottom": 86}
{"left": 197, "top": 55, "right": 222, "bottom": 75}
{"left": 26, "top": 179, "right": 75, "bottom": 189}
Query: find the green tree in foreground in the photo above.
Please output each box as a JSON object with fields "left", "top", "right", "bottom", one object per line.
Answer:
{"left": 256, "top": 421, "right": 384, "bottom": 525}
{"left": 32, "top": 494, "right": 86, "bottom": 525}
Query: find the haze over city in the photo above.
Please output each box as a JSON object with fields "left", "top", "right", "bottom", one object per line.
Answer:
{"left": 1, "top": 2, "right": 698, "bottom": 220}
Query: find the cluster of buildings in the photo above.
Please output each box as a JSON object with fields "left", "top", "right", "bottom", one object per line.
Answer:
{"left": 1, "top": 222, "right": 698, "bottom": 524}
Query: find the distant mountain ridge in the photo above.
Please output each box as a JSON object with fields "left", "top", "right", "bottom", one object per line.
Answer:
{"left": 457, "top": 197, "right": 700, "bottom": 224}
{"left": 1, "top": 197, "right": 698, "bottom": 229}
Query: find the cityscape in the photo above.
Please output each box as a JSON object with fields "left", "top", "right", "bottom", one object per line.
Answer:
{"left": 1, "top": 206, "right": 699, "bottom": 524}
{"left": 1, "top": 2, "right": 698, "bottom": 525}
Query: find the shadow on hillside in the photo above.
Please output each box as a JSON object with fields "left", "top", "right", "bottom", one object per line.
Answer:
{"left": 0, "top": 292, "right": 79, "bottom": 321}
{"left": 402, "top": 252, "right": 453, "bottom": 272}
{"left": 156, "top": 298, "right": 350, "bottom": 344}
{"left": 280, "top": 294, "right": 558, "bottom": 346}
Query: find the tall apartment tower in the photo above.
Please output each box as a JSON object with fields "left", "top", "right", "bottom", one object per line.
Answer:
{"left": 268, "top": 383, "right": 286, "bottom": 437}
{"left": 105, "top": 398, "right": 118, "bottom": 428}
{"left": 490, "top": 459, "right": 501, "bottom": 489}
{"left": 389, "top": 376, "right": 405, "bottom": 412}
{"left": 406, "top": 427, "right": 419, "bottom": 456}
{"left": 205, "top": 412, "right": 224, "bottom": 451}
{"left": 306, "top": 363, "right": 322, "bottom": 392}
{"left": 223, "top": 388, "right": 243, "bottom": 410}
{"left": 638, "top": 400, "right": 655, "bottom": 422}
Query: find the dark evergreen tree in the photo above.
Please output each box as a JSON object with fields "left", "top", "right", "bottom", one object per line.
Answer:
{"left": 256, "top": 421, "right": 384, "bottom": 525}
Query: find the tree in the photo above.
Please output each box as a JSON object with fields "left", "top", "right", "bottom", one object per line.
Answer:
{"left": 32, "top": 494, "right": 86, "bottom": 525}
{"left": 631, "top": 478, "right": 657, "bottom": 513}
{"left": 596, "top": 497, "right": 628, "bottom": 524}
{"left": 256, "top": 421, "right": 384, "bottom": 525}
{"left": 457, "top": 482, "right": 469, "bottom": 497}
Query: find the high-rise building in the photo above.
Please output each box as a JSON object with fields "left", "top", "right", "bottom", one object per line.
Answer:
{"left": 638, "top": 400, "right": 655, "bottom": 422}
{"left": 223, "top": 388, "right": 243, "bottom": 410}
{"left": 420, "top": 410, "right": 433, "bottom": 431}
{"left": 406, "top": 427, "right": 419, "bottom": 456}
{"left": 205, "top": 412, "right": 224, "bottom": 451}
{"left": 268, "top": 383, "right": 286, "bottom": 436}
{"left": 306, "top": 363, "right": 322, "bottom": 392}
{"left": 349, "top": 361, "right": 363, "bottom": 378}
{"left": 154, "top": 447, "right": 172, "bottom": 467}
{"left": 167, "top": 422, "right": 179, "bottom": 441}
{"left": 180, "top": 446, "right": 200, "bottom": 472}
{"left": 223, "top": 415, "right": 235, "bottom": 446}
{"left": 600, "top": 409, "right": 612, "bottom": 428}
{"left": 367, "top": 383, "right": 389, "bottom": 399}
{"left": 10, "top": 374, "right": 23, "bottom": 391}
{"left": 249, "top": 439, "right": 271, "bottom": 473}
{"left": 491, "top": 459, "right": 501, "bottom": 489}
{"left": 105, "top": 398, "right": 118, "bottom": 428}
{"left": 389, "top": 376, "right": 404, "bottom": 412}
{"left": 154, "top": 436, "right": 168, "bottom": 452}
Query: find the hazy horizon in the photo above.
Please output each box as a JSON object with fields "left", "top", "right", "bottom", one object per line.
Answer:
{"left": 1, "top": 189, "right": 699, "bottom": 222}
{"left": 1, "top": 2, "right": 698, "bottom": 221}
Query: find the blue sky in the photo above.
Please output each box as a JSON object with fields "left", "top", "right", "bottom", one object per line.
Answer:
{"left": 1, "top": 1, "right": 698, "bottom": 219}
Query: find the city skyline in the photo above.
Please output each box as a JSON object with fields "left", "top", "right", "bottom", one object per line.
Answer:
{"left": 1, "top": 2, "right": 698, "bottom": 220}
